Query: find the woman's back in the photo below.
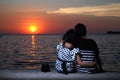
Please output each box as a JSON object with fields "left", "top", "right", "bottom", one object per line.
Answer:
{"left": 56, "top": 29, "right": 79, "bottom": 74}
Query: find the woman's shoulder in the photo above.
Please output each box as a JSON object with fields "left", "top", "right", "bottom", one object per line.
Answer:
{"left": 57, "top": 43, "right": 64, "bottom": 50}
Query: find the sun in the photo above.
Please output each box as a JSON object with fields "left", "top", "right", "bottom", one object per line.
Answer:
{"left": 29, "top": 25, "right": 37, "bottom": 33}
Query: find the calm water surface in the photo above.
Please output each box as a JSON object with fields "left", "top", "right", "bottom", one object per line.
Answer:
{"left": 0, "top": 34, "right": 120, "bottom": 71}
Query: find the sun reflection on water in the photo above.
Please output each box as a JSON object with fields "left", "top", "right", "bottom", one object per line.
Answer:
{"left": 25, "top": 35, "right": 40, "bottom": 69}
{"left": 31, "top": 35, "right": 36, "bottom": 51}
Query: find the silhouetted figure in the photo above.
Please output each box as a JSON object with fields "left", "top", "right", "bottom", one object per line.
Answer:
{"left": 74, "top": 23, "right": 103, "bottom": 73}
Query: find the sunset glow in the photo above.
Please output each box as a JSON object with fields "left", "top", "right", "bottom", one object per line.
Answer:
{"left": 29, "top": 25, "right": 37, "bottom": 33}
{"left": 0, "top": 0, "right": 120, "bottom": 34}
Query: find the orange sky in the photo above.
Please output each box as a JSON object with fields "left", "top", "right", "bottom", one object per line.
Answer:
{"left": 0, "top": 0, "right": 120, "bottom": 34}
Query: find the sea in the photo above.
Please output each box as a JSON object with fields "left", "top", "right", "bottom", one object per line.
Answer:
{"left": 0, "top": 34, "right": 120, "bottom": 72}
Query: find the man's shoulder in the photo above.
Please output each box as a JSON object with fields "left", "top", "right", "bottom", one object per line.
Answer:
{"left": 84, "top": 38, "right": 97, "bottom": 45}
{"left": 88, "top": 38, "right": 95, "bottom": 41}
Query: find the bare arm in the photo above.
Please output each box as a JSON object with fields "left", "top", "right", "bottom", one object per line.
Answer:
{"left": 76, "top": 54, "right": 96, "bottom": 67}
{"left": 59, "top": 40, "right": 73, "bottom": 48}
{"left": 64, "top": 42, "right": 73, "bottom": 48}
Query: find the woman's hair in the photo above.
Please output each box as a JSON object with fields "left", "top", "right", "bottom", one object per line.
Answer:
{"left": 74, "top": 23, "right": 87, "bottom": 37}
{"left": 62, "top": 29, "right": 77, "bottom": 48}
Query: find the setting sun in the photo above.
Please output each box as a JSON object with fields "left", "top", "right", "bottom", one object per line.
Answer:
{"left": 29, "top": 25, "right": 37, "bottom": 33}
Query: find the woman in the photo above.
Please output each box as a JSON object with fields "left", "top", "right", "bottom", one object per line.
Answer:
{"left": 74, "top": 23, "right": 103, "bottom": 73}
{"left": 55, "top": 29, "right": 79, "bottom": 74}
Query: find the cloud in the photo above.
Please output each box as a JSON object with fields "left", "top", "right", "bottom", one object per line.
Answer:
{"left": 47, "top": 3, "right": 120, "bottom": 17}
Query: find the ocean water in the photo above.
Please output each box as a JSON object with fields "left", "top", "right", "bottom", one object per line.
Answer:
{"left": 0, "top": 34, "right": 120, "bottom": 71}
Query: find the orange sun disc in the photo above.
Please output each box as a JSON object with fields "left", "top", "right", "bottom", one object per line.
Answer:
{"left": 30, "top": 26, "right": 37, "bottom": 32}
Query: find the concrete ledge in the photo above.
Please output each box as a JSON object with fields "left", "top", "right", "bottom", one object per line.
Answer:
{"left": 0, "top": 69, "right": 120, "bottom": 80}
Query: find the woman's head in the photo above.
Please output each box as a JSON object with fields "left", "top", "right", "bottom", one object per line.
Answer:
{"left": 74, "top": 23, "right": 87, "bottom": 37}
{"left": 62, "top": 29, "right": 77, "bottom": 48}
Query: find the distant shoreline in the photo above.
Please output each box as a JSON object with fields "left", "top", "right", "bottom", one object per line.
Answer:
{"left": 107, "top": 31, "right": 120, "bottom": 34}
{"left": 0, "top": 34, "right": 62, "bottom": 35}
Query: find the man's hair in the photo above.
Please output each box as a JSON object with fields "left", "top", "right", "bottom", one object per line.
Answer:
{"left": 74, "top": 23, "right": 87, "bottom": 37}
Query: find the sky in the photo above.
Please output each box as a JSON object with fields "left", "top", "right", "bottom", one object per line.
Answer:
{"left": 0, "top": 0, "right": 120, "bottom": 34}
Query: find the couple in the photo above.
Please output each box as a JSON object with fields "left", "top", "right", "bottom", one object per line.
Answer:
{"left": 56, "top": 23, "right": 103, "bottom": 74}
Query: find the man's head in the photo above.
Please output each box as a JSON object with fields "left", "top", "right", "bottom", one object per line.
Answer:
{"left": 74, "top": 23, "right": 87, "bottom": 37}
